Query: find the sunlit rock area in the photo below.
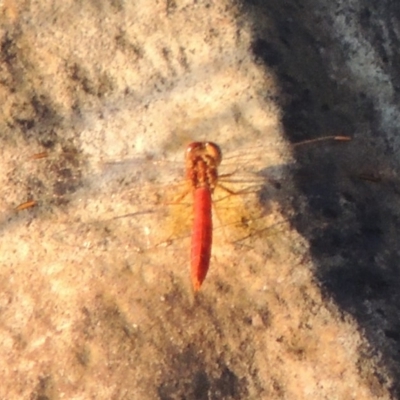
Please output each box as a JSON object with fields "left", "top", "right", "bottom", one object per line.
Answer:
{"left": 0, "top": 0, "right": 398, "bottom": 398}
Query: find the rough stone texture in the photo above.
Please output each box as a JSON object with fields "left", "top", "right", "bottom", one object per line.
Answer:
{"left": 0, "top": 0, "right": 398, "bottom": 399}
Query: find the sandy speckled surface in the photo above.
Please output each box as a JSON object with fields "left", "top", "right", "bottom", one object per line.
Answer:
{"left": 0, "top": 1, "right": 399, "bottom": 399}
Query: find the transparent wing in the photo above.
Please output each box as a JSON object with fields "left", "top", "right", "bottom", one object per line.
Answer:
{"left": 47, "top": 153, "right": 193, "bottom": 249}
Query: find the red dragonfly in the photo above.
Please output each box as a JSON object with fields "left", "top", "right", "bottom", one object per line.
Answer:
{"left": 185, "top": 142, "right": 222, "bottom": 291}
{"left": 15, "top": 136, "right": 351, "bottom": 292}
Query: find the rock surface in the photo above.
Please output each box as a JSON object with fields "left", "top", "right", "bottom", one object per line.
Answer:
{"left": 0, "top": 0, "right": 398, "bottom": 399}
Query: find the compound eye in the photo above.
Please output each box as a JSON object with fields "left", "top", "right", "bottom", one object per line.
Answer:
{"left": 204, "top": 142, "right": 222, "bottom": 165}
{"left": 186, "top": 142, "right": 202, "bottom": 155}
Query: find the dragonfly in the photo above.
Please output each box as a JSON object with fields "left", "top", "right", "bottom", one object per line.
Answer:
{"left": 14, "top": 135, "right": 351, "bottom": 292}
{"left": 185, "top": 142, "right": 224, "bottom": 291}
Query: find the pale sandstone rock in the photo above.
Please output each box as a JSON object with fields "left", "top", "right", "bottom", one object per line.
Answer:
{"left": 0, "top": 1, "right": 397, "bottom": 399}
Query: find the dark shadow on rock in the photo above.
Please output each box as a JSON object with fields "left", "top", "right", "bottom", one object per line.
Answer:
{"left": 241, "top": 0, "right": 400, "bottom": 397}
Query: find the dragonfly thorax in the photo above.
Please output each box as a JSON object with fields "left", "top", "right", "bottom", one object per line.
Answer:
{"left": 185, "top": 142, "right": 222, "bottom": 192}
